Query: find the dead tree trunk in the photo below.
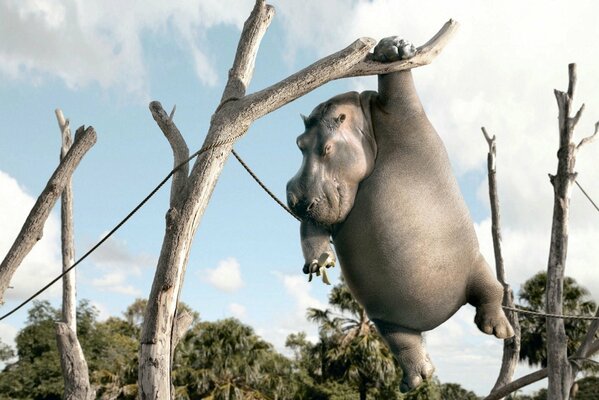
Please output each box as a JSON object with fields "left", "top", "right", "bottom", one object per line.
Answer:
{"left": 480, "top": 64, "right": 599, "bottom": 400}
{"left": 482, "top": 128, "right": 521, "bottom": 398}
{"left": 546, "top": 63, "right": 597, "bottom": 400}
{"left": 54, "top": 110, "right": 94, "bottom": 400}
{"left": 0, "top": 126, "right": 96, "bottom": 303}
{"left": 138, "top": 1, "right": 458, "bottom": 397}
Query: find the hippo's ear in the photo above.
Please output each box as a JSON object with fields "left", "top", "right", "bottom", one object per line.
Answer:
{"left": 334, "top": 113, "right": 346, "bottom": 126}
{"left": 300, "top": 114, "right": 309, "bottom": 127}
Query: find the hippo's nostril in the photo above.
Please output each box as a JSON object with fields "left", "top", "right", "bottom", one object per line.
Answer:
{"left": 306, "top": 200, "right": 317, "bottom": 212}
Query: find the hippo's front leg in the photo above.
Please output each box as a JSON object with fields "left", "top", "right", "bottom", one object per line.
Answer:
{"left": 300, "top": 221, "right": 336, "bottom": 284}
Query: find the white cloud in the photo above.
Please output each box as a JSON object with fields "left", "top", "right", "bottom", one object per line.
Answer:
{"left": 202, "top": 257, "right": 244, "bottom": 292}
{"left": 90, "top": 271, "right": 141, "bottom": 296}
{"left": 229, "top": 302, "right": 246, "bottom": 319}
{"left": 0, "top": 171, "right": 61, "bottom": 302}
{"left": 87, "top": 236, "right": 153, "bottom": 296}
{"left": 0, "top": 0, "right": 253, "bottom": 97}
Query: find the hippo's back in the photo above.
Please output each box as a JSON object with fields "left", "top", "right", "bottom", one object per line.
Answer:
{"left": 332, "top": 104, "right": 480, "bottom": 331}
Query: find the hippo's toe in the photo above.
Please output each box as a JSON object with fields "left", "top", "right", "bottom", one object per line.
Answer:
{"left": 399, "top": 352, "right": 435, "bottom": 393}
{"left": 372, "top": 36, "right": 417, "bottom": 62}
{"left": 474, "top": 303, "right": 515, "bottom": 339}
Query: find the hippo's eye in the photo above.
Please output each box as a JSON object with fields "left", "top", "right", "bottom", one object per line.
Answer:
{"left": 322, "top": 143, "right": 332, "bottom": 157}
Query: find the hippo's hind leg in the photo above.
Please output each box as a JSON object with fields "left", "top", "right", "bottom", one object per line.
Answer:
{"left": 372, "top": 319, "right": 434, "bottom": 393}
{"left": 466, "top": 254, "right": 514, "bottom": 339}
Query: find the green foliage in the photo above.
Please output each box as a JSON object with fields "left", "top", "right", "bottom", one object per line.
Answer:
{"left": 439, "top": 382, "right": 479, "bottom": 400}
{"left": 0, "top": 293, "right": 489, "bottom": 399}
{"left": 517, "top": 272, "right": 597, "bottom": 370}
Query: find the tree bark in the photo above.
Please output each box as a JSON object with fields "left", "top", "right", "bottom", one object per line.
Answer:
{"left": 54, "top": 109, "right": 94, "bottom": 400}
{"left": 546, "top": 64, "right": 582, "bottom": 400}
{"left": 56, "top": 322, "right": 94, "bottom": 400}
{"left": 138, "top": 1, "right": 458, "bottom": 398}
{"left": 0, "top": 126, "right": 96, "bottom": 304}
{"left": 55, "top": 109, "right": 77, "bottom": 333}
{"left": 482, "top": 128, "right": 521, "bottom": 398}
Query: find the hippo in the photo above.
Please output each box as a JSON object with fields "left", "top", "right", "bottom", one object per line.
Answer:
{"left": 286, "top": 37, "right": 514, "bottom": 392}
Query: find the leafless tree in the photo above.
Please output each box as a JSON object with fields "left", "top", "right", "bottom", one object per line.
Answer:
{"left": 138, "top": 0, "right": 458, "bottom": 397}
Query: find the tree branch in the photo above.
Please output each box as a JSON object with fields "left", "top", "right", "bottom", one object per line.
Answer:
{"left": 576, "top": 121, "right": 599, "bottom": 150}
{"left": 481, "top": 127, "right": 521, "bottom": 395}
{"left": 239, "top": 19, "right": 458, "bottom": 123}
{"left": 0, "top": 126, "right": 96, "bottom": 304}
{"left": 484, "top": 339, "right": 599, "bottom": 400}
{"left": 344, "top": 19, "right": 459, "bottom": 77}
{"left": 221, "top": 0, "right": 275, "bottom": 104}
{"left": 55, "top": 109, "right": 77, "bottom": 333}
{"left": 149, "top": 101, "right": 190, "bottom": 206}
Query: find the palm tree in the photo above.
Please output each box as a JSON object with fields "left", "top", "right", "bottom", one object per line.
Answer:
{"left": 174, "top": 318, "right": 294, "bottom": 400}
{"left": 517, "top": 272, "right": 597, "bottom": 369}
{"left": 306, "top": 280, "right": 398, "bottom": 400}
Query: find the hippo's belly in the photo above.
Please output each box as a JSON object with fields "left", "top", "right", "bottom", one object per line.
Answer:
{"left": 332, "top": 155, "right": 479, "bottom": 332}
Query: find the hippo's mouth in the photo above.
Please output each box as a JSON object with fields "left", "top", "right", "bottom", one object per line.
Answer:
{"left": 305, "top": 181, "right": 351, "bottom": 226}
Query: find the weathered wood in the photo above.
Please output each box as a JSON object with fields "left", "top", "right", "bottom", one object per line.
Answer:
{"left": 238, "top": 19, "right": 457, "bottom": 125}
{"left": 546, "top": 64, "right": 580, "bottom": 400}
{"left": 149, "top": 102, "right": 190, "bottom": 206}
{"left": 56, "top": 322, "right": 95, "bottom": 400}
{"left": 482, "top": 128, "right": 521, "bottom": 398}
{"left": 483, "top": 339, "right": 599, "bottom": 400}
{"left": 138, "top": 1, "right": 458, "bottom": 398}
{"left": 55, "top": 109, "right": 77, "bottom": 333}
{"left": 54, "top": 109, "right": 93, "bottom": 400}
{"left": 0, "top": 126, "right": 96, "bottom": 304}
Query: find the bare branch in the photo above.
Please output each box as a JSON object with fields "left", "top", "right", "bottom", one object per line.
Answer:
{"left": 576, "top": 121, "right": 599, "bottom": 150}
{"left": 221, "top": 0, "right": 275, "bottom": 103}
{"left": 345, "top": 19, "right": 459, "bottom": 78}
{"left": 149, "top": 101, "right": 190, "bottom": 206}
{"left": 55, "top": 109, "right": 77, "bottom": 333}
{"left": 56, "top": 323, "right": 94, "bottom": 400}
{"left": 240, "top": 20, "right": 458, "bottom": 123}
{"left": 484, "top": 340, "right": 599, "bottom": 400}
{"left": 481, "top": 127, "right": 521, "bottom": 394}
{"left": 481, "top": 127, "right": 496, "bottom": 171}
{"left": 171, "top": 311, "right": 193, "bottom": 352}
{"left": 571, "top": 103, "right": 585, "bottom": 130}
{"left": 0, "top": 126, "right": 96, "bottom": 304}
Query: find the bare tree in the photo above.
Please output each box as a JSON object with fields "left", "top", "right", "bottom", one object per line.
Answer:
{"left": 483, "top": 64, "right": 599, "bottom": 400}
{"left": 138, "top": 0, "right": 458, "bottom": 397}
{"left": 482, "top": 128, "right": 521, "bottom": 398}
{"left": 54, "top": 109, "right": 94, "bottom": 400}
{"left": 546, "top": 63, "right": 597, "bottom": 400}
{"left": 0, "top": 126, "right": 96, "bottom": 303}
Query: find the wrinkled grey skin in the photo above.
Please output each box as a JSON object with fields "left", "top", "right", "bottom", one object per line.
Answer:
{"left": 286, "top": 37, "right": 514, "bottom": 393}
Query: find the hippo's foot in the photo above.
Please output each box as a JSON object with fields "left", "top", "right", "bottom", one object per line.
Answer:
{"left": 373, "top": 320, "right": 434, "bottom": 393}
{"left": 474, "top": 303, "right": 515, "bottom": 339}
{"left": 303, "top": 251, "right": 336, "bottom": 285}
{"left": 397, "top": 347, "right": 435, "bottom": 393}
{"left": 372, "top": 36, "right": 417, "bottom": 62}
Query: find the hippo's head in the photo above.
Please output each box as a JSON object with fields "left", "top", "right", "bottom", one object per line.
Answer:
{"left": 286, "top": 91, "right": 377, "bottom": 226}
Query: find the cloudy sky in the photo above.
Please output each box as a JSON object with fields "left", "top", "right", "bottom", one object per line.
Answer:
{"left": 2, "top": 0, "right": 599, "bottom": 395}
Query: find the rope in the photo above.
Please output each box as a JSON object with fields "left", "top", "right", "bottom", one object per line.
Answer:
{"left": 502, "top": 306, "right": 599, "bottom": 321}
{"left": 0, "top": 132, "right": 245, "bottom": 321}
{"left": 575, "top": 180, "right": 599, "bottom": 213}
{"left": 2, "top": 129, "right": 598, "bottom": 322}
{"left": 231, "top": 149, "right": 300, "bottom": 222}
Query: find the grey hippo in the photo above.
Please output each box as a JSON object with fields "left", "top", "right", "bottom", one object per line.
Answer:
{"left": 286, "top": 37, "right": 514, "bottom": 392}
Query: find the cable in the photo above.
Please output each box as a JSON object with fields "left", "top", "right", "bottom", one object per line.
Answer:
{"left": 0, "top": 133, "right": 243, "bottom": 321}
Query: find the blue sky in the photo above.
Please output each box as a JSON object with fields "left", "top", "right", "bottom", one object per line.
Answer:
{"left": 2, "top": 0, "right": 599, "bottom": 395}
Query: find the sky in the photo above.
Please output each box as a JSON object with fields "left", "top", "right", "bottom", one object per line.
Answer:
{"left": 1, "top": 0, "right": 599, "bottom": 396}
